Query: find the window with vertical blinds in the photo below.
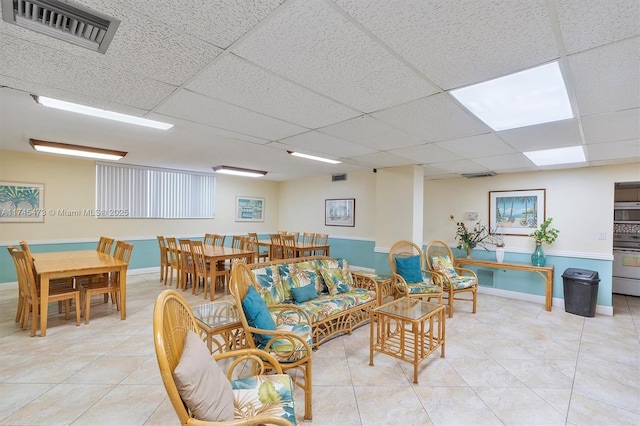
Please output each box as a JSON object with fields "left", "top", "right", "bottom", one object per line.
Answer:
{"left": 96, "top": 163, "right": 215, "bottom": 218}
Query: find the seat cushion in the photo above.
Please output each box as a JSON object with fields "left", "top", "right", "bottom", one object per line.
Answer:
{"left": 430, "top": 255, "right": 458, "bottom": 278}
{"left": 318, "top": 258, "right": 354, "bottom": 295}
{"left": 230, "top": 374, "right": 297, "bottom": 425}
{"left": 449, "top": 275, "right": 477, "bottom": 290}
{"left": 258, "top": 323, "right": 313, "bottom": 363}
{"left": 407, "top": 280, "right": 442, "bottom": 294}
{"left": 252, "top": 265, "right": 286, "bottom": 305}
{"left": 395, "top": 255, "right": 423, "bottom": 283}
{"left": 282, "top": 288, "right": 376, "bottom": 324}
{"left": 242, "top": 286, "right": 276, "bottom": 345}
{"left": 172, "top": 330, "right": 234, "bottom": 422}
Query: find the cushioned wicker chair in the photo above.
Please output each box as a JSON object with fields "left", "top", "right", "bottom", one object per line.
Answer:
{"left": 230, "top": 261, "right": 313, "bottom": 421}
{"left": 388, "top": 240, "right": 443, "bottom": 304}
{"left": 425, "top": 240, "right": 478, "bottom": 318}
{"left": 153, "top": 289, "right": 296, "bottom": 425}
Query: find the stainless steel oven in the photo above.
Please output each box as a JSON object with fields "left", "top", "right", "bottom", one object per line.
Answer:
{"left": 612, "top": 233, "right": 640, "bottom": 296}
{"left": 614, "top": 202, "right": 640, "bottom": 222}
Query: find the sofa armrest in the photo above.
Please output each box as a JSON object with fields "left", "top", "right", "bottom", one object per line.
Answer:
{"left": 351, "top": 272, "right": 377, "bottom": 292}
{"left": 268, "top": 303, "right": 313, "bottom": 326}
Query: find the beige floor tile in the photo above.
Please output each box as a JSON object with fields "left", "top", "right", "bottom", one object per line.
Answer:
{"left": 0, "top": 383, "right": 54, "bottom": 422}
{"left": 448, "top": 358, "right": 525, "bottom": 388}
{"left": 567, "top": 392, "right": 640, "bottom": 426}
{"left": 474, "top": 387, "right": 566, "bottom": 425}
{"left": 301, "top": 385, "right": 360, "bottom": 426}
{"left": 414, "top": 386, "right": 503, "bottom": 425}
{"left": 312, "top": 356, "right": 353, "bottom": 386}
{"left": 65, "top": 355, "right": 149, "bottom": 385}
{"left": 354, "top": 385, "right": 433, "bottom": 425}
{"left": 496, "top": 358, "right": 574, "bottom": 389}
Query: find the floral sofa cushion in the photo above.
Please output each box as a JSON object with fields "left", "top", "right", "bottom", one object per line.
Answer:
{"left": 278, "top": 261, "right": 324, "bottom": 301}
{"left": 449, "top": 275, "right": 477, "bottom": 290}
{"left": 316, "top": 258, "right": 354, "bottom": 295}
{"left": 251, "top": 265, "right": 286, "bottom": 304}
{"left": 430, "top": 255, "right": 458, "bottom": 278}
{"left": 279, "top": 288, "right": 376, "bottom": 324}
{"left": 230, "top": 374, "right": 297, "bottom": 425}
{"left": 259, "top": 322, "right": 313, "bottom": 363}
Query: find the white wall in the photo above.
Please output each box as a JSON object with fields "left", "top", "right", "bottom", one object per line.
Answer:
{"left": 424, "top": 163, "right": 639, "bottom": 256}
{"left": 0, "top": 150, "right": 280, "bottom": 243}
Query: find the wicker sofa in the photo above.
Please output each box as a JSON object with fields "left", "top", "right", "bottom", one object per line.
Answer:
{"left": 234, "top": 255, "right": 379, "bottom": 348}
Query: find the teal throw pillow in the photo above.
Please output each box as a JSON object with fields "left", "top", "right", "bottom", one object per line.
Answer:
{"left": 290, "top": 284, "right": 318, "bottom": 303}
{"left": 241, "top": 286, "right": 276, "bottom": 345}
{"left": 395, "top": 255, "right": 423, "bottom": 283}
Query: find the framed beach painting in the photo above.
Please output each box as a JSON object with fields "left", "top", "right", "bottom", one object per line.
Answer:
{"left": 489, "top": 189, "right": 545, "bottom": 236}
{"left": 235, "top": 196, "right": 264, "bottom": 222}
{"left": 0, "top": 182, "right": 45, "bottom": 222}
{"left": 325, "top": 198, "right": 355, "bottom": 227}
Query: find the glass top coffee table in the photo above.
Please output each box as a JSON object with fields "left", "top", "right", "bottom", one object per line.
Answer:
{"left": 370, "top": 298, "right": 446, "bottom": 384}
{"left": 192, "top": 301, "right": 246, "bottom": 354}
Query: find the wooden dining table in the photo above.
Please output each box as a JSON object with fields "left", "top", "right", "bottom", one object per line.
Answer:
{"left": 258, "top": 239, "right": 330, "bottom": 259}
{"left": 31, "top": 250, "right": 129, "bottom": 337}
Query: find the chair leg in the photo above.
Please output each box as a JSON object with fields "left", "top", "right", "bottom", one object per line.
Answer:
{"left": 15, "top": 294, "right": 24, "bottom": 322}
{"left": 85, "top": 293, "right": 91, "bottom": 325}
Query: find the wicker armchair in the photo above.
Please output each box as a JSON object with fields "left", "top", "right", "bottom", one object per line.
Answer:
{"left": 230, "top": 261, "right": 313, "bottom": 421}
{"left": 153, "top": 289, "right": 296, "bottom": 426}
{"left": 388, "top": 240, "right": 443, "bottom": 304}
{"left": 425, "top": 240, "right": 478, "bottom": 317}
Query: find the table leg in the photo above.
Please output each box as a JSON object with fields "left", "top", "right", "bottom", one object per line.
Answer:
{"left": 40, "top": 275, "right": 49, "bottom": 337}
{"left": 545, "top": 272, "right": 552, "bottom": 311}
{"left": 120, "top": 266, "right": 127, "bottom": 320}
{"left": 369, "top": 311, "right": 375, "bottom": 366}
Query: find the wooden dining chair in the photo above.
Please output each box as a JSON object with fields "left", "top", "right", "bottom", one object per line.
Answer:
{"left": 188, "top": 240, "right": 210, "bottom": 298}
{"left": 179, "top": 239, "right": 194, "bottom": 292}
{"left": 204, "top": 233, "right": 226, "bottom": 247}
{"left": 75, "top": 236, "right": 115, "bottom": 289}
{"left": 300, "top": 232, "right": 316, "bottom": 257}
{"left": 9, "top": 247, "right": 80, "bottom": 335}
{"left": 165, "top": 237, "right": 182, "bottom": 288}
{"left": 313, "top": 233, "right": 329, "bottom": 256}
{"left": 270, "top": 234, "right": 284, "bottom": 260}
{"left": 157, "top": 236, "right": 169, "bottom": 285}
{"left": 281, "top": 234, "right": 297, "bottom": 259}
{"left": 97, "top": 236, "right": 115, "bottom": 254}
{"left": 79, "top": 241, "right": 133, "bottom": 324}
{"left": 248, "top": 232, "right": 268, "bottom": 262}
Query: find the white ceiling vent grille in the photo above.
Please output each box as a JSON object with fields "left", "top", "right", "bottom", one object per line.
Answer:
{"left": 461, "top": 171, "right": 497, "bottom": 178}
{"left": 332, "top": 173, "right": 347, "bottom": 182}
{"left": 2, "top": 0, "right": 120, "bottom": 54}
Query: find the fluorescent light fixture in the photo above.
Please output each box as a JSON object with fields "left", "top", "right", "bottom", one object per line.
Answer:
{"left": 34, "top": 96, "right": 173, "bottom": 130}
{"left": 30, "top": 139, "right": 127, "bottom": 161}
{"left": 287, "top": 151, "right": 341, "bottom": 164}
{"left": 523, "top": 145, "right": 586, "bottom": 166}
{"left": 450, "top": 62, "right": 573, "bottom": 131}
{"left": 212, "top": 166, "right": 267, "bottom": 178}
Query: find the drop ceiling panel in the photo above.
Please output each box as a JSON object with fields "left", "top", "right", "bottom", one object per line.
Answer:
{"left": 433, "top": 159, "right": 493, "bottom": 175}
{"left": 156, "top": 90, "right": 307, "bottom": 141}
{"left": 318, "top": 115, "right": 424, "bottom": 150}
{"left": 119, "top": 0, "right": 286, "bottom": 48}
{"left": 186, "top": 55, "right": 361, "bottom": 129}
{"left": 569, "top": 37, "right": 640, "bottom": 116}
{"left": 582, "top": 109, "right": 640, "bottom": 144}
{"left": 388, "top": 143, "right": 461, "bottom": 164}
{"left": 347, "top": 151, "right": 415, "bottom": 168}
{"left": 435, "top": 134, "right": 516, "bottom": 158}
{"left": 230, "top": 0, "right": 438, "bottom": 113}
{"left": 472, "top": 153, "right": 537, "bottom": 172}
{"left": 336, "top": 0, "right": 558, "bottom": 90}
{"left": 0, "top": 35, "right": 176, "bottom": 110}
{"left": 372, "top": 94, "right": 490, "bottom": 142}
{"left": 279, "top": 131, "right": 375, "bottom": 158}
{"left": 554, "top": 0, "right": 640, "bottom": 54}
{"left": 586, "top": 139, "right": 640, "bottom": 162}
{"left": 497, "top": 119, "right": 583, "bottom": 151}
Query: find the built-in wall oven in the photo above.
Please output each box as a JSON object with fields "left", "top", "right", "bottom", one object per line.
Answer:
{"left": 612, "top": 231, "right": 640, "bottom": 297}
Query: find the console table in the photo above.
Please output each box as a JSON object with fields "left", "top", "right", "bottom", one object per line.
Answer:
{"left": 454, "top": 258, "right": 554, "bottom": 311}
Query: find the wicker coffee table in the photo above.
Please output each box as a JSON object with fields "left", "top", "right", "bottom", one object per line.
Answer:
{"left": 370, "top": 298, "right": 446, "bottom": 383}
{"left": 192, "top": 301, "right": 246, "bottom": 354}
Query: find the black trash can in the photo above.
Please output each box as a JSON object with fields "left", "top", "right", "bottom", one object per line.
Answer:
{"left": 562, "top": 268, "right": 600, "bottom": 317}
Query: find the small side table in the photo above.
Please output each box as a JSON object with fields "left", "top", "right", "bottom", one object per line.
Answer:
{"left": 370, "top": 298, "right": 446, "bottom": 384}
{"left": 353, "top": 272, "right": 395, "bottom": 305}
{"left": 192, "top": 301, "right": 246, "bottom": 354}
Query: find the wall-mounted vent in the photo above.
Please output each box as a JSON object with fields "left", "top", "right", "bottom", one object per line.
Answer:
{"left": 462, "top": 171, "right": 497, "bottom": 178}
{"left": 476, "top": 268, "right": 495, "bottom": 287}
{"left": 2, "top": 0, "right": 120, "bottom": 54}
{"left": 332, "top": 173, "right": 347, "bottom": 182}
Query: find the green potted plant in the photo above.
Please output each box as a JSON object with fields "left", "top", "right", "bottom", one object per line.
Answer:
{"left": 529, "top": 218, "right": 559, "bottom": 266}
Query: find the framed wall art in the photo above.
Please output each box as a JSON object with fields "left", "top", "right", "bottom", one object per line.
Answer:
{"left": 235, "top": 196, "right": 264, "bottom": 222}
{"left": 489, "top": 189, "right": 545, "bottom": 236}
{"left": 0, "top": 181, "right": 45, "bottom": 222}
{"left": 325, "top": 198, "right": 355, "bottom": 227}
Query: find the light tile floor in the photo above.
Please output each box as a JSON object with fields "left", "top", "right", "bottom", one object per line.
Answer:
{"left": 0, "top": 273, "right": 638, "bottom": 425}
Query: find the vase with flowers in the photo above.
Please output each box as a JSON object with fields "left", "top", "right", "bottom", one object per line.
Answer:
{"left": 450, "top": 215, "right": 493, "bottom": 258}
{"left": 491, "top": 227, "right": 506, "bottom": 263}
{"left": 529, "top": 217, "right": 559, "bottom": 266}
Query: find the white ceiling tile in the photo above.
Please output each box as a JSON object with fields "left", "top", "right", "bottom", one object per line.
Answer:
{"left": 472, "top": 154, "right": 537, "bottom": 171}
{"left": 279, "top": 131, "right": 375, "bottom": 158}
{"left": 0, "top": 35, "right": 176, "bottom": 110}
{"left": 433, "top": 159, "right": 494, "bottom": 174}
{"left": 568, "top": 37, "right": 640, "bottom": 116}
{"left": 389, "top": 143, "right": 462, "bottom": 164}
{"left": 156, "top": 90, "right": 307, "bottom": 140}
{"left": 336, "top": 0, "right": 558, "bottom": 89}
{"left": 498, "top": 119, "right": 583, "bottom": 151}
{"left": 346, "top": 152, "right": 415, "bottom": 168}
{"left": 554, "top": 0, "right": 640, "bottom": 54}
{"left": 421, "top": 164, "right": 458, "bottom": 179}
{"left": 372, "top": 93, "right": 490, "bottom": 142}
{"left": 230, "top": 0, "right": 437, "bottom": 112}
{"left": 119, "top": 0, "right": 286, "bottom": 48}
{"left": 318, "top": 116, "right": 425, "bottom": 150}
{"left": 582, "top": 109, "right": 640, "bottom": 144}
{"left": 586, "top": 139, "right": 640, "bottom": 162}
{"left": 186, "top": 55, "right": 361, "bottom": 128}
{"left": 435, "top": 134, "right": 516, "bottom": 158}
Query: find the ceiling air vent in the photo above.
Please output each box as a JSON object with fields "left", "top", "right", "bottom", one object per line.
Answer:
{"left": 332, "top": 173, "right": 347, "bottom": 182}
{"left": 2, "top": 0, "right": 120, "bottom": 54}
{"left": 461, "top": 172, "right": 497, "bottom": 178}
